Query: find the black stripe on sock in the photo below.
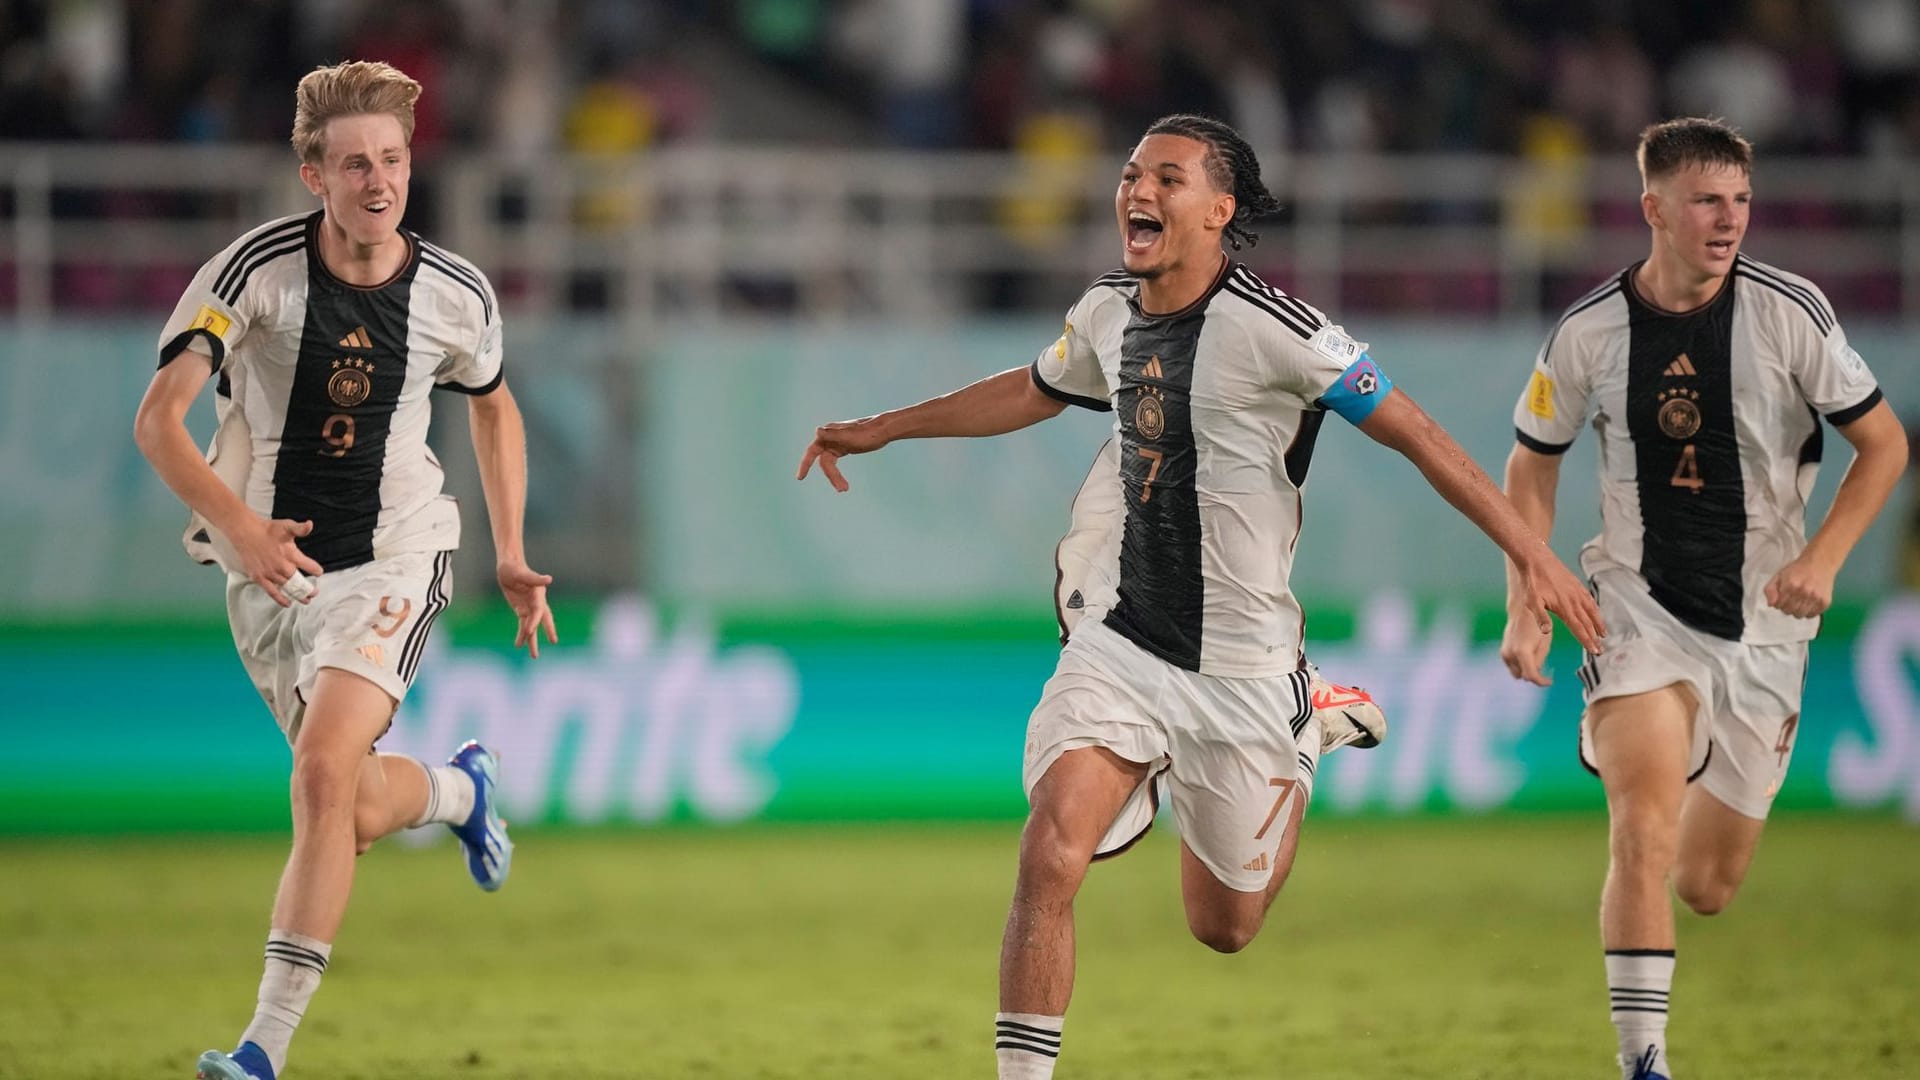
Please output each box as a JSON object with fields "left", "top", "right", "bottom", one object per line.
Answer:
{"left": 995, "top": 1020, "right": 1062, "bottom": 1041}
{"left": 264, "top": 943, "right": 329, "bottom": 973}
{"left": 995, "top": 1040, "right": 1062, "bottom": 1058}
{"left": 1608, "top": 1005, "right": 1669, "bottom": 1015}
{"left": 1604, "top": 949, "right": 1676, "bottom": 957}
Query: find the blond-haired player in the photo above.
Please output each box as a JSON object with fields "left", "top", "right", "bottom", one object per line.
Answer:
{"left": 1502, "top": 117, "right": 1907, "bottom": 1080}
{"left": 132, "top": 61, "right": 556, "bottom": 1080}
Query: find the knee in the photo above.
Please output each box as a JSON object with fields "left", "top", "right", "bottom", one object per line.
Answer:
{"left": 1672, "top": 867, "right": 1739, "bottom": 916}
{"left": 289, "top": 747, "right": 361, "bottom": 819}
{"left": 1609, "top": 815, "right": 1680, "bottom": 881}
{"left": 1014, "top": 814, "right": 1092, "bottom": 904}
{"left": 1187, "top": 913, "right": 1260, "bottom": 954}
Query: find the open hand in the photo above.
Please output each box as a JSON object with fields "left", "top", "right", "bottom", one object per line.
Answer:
{"left": 498, "top": 559, "right": 557, "bottom": 657}
{"left": 1513, "top": 552, "right": 1606, "bottom": 659}
{"left": 796, "top": 415, "right": 892, "bottom": 492}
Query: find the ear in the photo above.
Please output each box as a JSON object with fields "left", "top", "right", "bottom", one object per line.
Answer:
{"left": 299, "top": 161, "right": 325, "bottom": 198}
{"left": 1640, "top": 189, "right": 1662, "bottom": 231}
{"left": 1207, "top": 191, "right": 1237, "bottom": 232}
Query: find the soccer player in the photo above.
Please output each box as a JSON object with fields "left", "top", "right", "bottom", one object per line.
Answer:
{"left": 797, "top": 113, "right": 1606, "bottom": 1080}
{"left": 1500, "top": 118, "right": 1908, "bottom": 1080}
{"left": 131, "top": 61, "right": 556, "bottom": 1080}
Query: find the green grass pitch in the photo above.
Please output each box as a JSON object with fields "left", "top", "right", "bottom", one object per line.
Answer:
{"left": 1, "top": 816, "right": 1915, "bottom": 1079}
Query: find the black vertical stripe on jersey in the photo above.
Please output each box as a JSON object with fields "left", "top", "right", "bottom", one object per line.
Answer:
{"left": 1102, "top": 306, "right": 1207, "bottom": 670}
{"left": 1625, "top": 276, "right": 1746, "bottom": 640}
{"left": 1284, "top": 410, "right": 1327, "bottom": 486}
{"left": 270, "top": 240, "right": 421, "bottom": 572}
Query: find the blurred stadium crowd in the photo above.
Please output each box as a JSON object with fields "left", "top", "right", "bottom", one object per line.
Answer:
{"left": 3, "top": 0, "right": 1918, "bottom": 158}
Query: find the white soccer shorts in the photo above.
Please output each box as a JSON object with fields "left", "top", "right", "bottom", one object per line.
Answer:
{"left": 226, "top": 549, "right": 453, "bottom": 745}
{"left": 1575, "top": 569, "right": 1808, "bottom": 819}
{"left": 1023, "top": 616, "right": 1312, "bottom": 892}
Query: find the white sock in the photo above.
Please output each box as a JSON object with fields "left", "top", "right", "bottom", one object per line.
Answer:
{"left": 409, "top": 760, "right": 477, "bottom": 827}
{"left": 1606, "top": 949, "right": 1674, "bottom": 1078}
{"left": 241, "top": 929, "right": 332, "bottom": 1075}
{"left": 995, "top": 1012, "right": 1062, "bottom": 1079}
{"left": 1295, "top": 714, "right": 1323, "bottom": 807}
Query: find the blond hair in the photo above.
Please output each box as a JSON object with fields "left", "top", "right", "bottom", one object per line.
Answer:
{"left": 290, "top": 60, "right": 421, "bottom": 164}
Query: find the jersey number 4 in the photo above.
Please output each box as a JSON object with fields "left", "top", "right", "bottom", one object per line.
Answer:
{"left": 1670, "top": 444, "right": 1704, "bottom": 493}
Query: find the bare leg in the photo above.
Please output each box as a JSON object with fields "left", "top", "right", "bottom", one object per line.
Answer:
{"left": 1590, "top": 684, "right": 1696, "bottom": 1079}
{"left": 1671, "top": 786, "right": 1766, "bottom": 916}
{"left": 1591, "top": 686, "right": 1694, "bottom": 952}
{"left": 351, "top": 752, "right": 434, "bottom": 854}
{"left": 271, "top": 669, "right": 397, "bottom": 940}
{"left": 999, "top": 746, "right": 1148, "bottom": 1015}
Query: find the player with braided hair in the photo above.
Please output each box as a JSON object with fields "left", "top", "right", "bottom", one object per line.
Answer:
{"left": 797, "top": 114, "right": 1604, "bottom": 1079}
{"left": 1141, "top": 113, "right": 1283, "bottom": 250}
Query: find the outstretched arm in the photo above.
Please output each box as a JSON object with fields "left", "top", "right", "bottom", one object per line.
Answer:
{"left": 468, "top": 380, "right": 557, "bottom": 656}
{"left": 1765, "top": 399, "right": 1908, "bottom": 617}
{"left": 796, "top": 365, "right": 1068, "bottom": 492}
{"left": 134, "top": 356, "right": 323, "bottom": 607}
{"left": 1355, "top": 388, "right": 1606, "bottom": 654}
{"left": 1501, "top": 444, "right": 1566, "bottom": 685}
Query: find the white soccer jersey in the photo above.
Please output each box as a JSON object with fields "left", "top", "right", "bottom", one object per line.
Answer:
{"left": 159, "top": 211, "right": 503, "bottom": 574}
{"left": 1513, "top": 254, "right": 1882, "bottom": 644}
{"left": 1031, "top": 262, "right": 1377, "bottom": 677}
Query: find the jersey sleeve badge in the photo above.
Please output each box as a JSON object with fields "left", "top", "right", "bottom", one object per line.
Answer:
{"left": 1527, "top": 371, "right": 1556, "bottom": 420}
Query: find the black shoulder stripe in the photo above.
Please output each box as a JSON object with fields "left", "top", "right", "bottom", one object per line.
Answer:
{"left": 420, "top": 251, "right": 494, "bottom": 324}
{"left": 1734, "top": 270, "right": 1832, "bottom": 337}
{"left": 419, "top": 241, "right": 496, "bottom": 309}
{"left": 1094, "top": 267, "right": 1134, "bottom": 285}
{"left": 1231, "top": 267, "right": 1326, "bottom": 331}
{"left": 218, "top": 238, "right": 306, "bottom": 305}
{"left": 1542, "top": 282, "right": 1622, "bottom": 359}
{"left": 213, "top": 219, "right": 306, "bottom": 300}
{"left": 1225, "top": 282, "right": 1315, "bottom": 340}
{"left": 1737, "top": 256, "right": 1834, "bottom": 327}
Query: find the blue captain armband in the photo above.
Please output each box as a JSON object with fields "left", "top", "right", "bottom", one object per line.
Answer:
{"left": 1315, "top": 354, "right": 1393, "bottom": 424}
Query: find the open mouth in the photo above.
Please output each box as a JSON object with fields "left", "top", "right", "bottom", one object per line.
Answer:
{"left": 1706, "top": 238, "right": 1735, "bottom": 257}
{"left": 364, "top": 199, "right": 392, "bottom": 217}
{"left": 1126, "top": 212, "right": 1163, "bottom": 251}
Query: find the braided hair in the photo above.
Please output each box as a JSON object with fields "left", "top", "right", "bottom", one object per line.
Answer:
{"left": 1143, "top": 114, "right": 1281, "bottom": 251}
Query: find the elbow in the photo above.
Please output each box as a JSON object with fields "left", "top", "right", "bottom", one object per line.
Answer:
{"left": 132, "top": 405, "right": 164, "bottom": 458}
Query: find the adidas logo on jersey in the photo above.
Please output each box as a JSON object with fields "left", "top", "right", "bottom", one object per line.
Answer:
{"left": 1243, "top": 852, "right": 1269, "bottom": 873}
{"left": 1065, "top": 590, "right": 1085, "bottom": 610}
{"left": 338, "top": 326, "right": 373, "bottom": 350}
{"left": 1664, "top": 353, "right": 1697, "bottom": 377}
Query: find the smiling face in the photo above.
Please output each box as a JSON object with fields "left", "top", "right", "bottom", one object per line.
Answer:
{"left": 1644, "top": 161, "right": 1750, "bottom": 283}
{"left": 1115, "top": 133, "right": 1235, "bottom": 280}
{"left": 299, "top": 112, "right": 410, "bottom": 248}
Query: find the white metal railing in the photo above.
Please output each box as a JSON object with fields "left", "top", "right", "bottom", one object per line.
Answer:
{"left": 5, "top": 143, "right": 1917, "bottom": 321}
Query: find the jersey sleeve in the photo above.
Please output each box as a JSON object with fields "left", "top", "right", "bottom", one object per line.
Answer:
{"left": 157, "top": 247, "right": 258, "bottom": 373}
{"left": 1029, "top": 289, "right": 1113, "bottom": 412}
{"left": 1260, "top": 319, "right": 1394, "bottom": 425}
{"left": 1512, "top": 323, "right": 1590, "bottom": 454}
{"left": 1785, "top": 286, "right": 1881, "bottom": 425}
{"left": 434, "top": 272, "right": 505, "bottom": 395}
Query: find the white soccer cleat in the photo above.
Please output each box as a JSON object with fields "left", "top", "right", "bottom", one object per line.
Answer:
{"left": 1307, "top": 666, "right": 1386, "bottom": 752}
